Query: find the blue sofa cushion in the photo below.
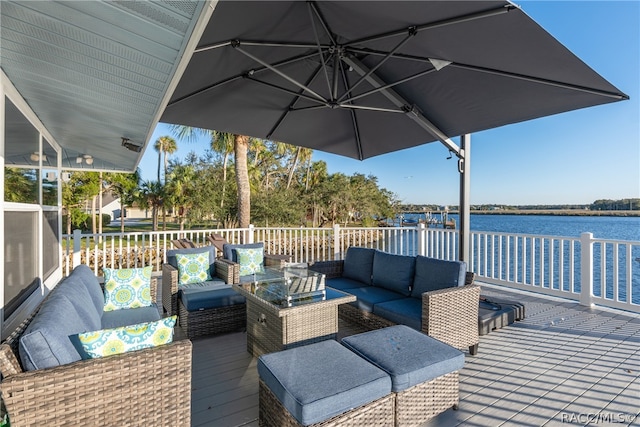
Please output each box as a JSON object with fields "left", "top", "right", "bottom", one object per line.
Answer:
{"left": 179, "top": 285, "right": 245, "bottom": 311}
{"left": 342, "top": 325, "right": 465, "bottom": 392}
{"left": 258, "top": 339, "right": 391, "bottom": 426}
{"left": 342, "top": 247, "right": 375, "bottom": 285}
{"left": 347, "top": 286, "right": 405, "bottom": 313}
{"left": 70, "top": 264, "right": 105, "bottom": 313}
{"left": 167, "top": 246, "right": 216, "bottom": 278}
{"left": 326, "top": 277, "right": 368, "bottom": 291}
{"left": 101, "top": 305, "right": 162, "bottom": 329}
{"left": 411, "top": 256, "right": 467, "bottom": 298}
{"left": 372, "top": 251, "right": 415, "bottom": 296}
{"left": 53, "top": 274, "right": 102, "bottom": 331}
{"left": 222, "top": 242, "right": 264, "bottom": 264}
{"left": 19, "top": 292, "right": 88, "bottom": 370}
{"left": 373, "top": 298, "right": 422, "bottom": 331}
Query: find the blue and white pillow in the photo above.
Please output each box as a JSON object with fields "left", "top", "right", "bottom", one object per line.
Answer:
{"left": 103, "top": 266, "right": 152, "bottom": 312}
{"left": 236, "top": 247, "right": 264, "bottom": 276}
{"left": 76, "top": 316, "right": 177, "bottom": 359}
{"left": 176, "top": 251, "right": 212, "bottom": 285}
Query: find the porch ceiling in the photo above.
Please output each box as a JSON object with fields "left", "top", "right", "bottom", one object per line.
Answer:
{"left": 1, "top": 1, "right": 213, "bottom": 172}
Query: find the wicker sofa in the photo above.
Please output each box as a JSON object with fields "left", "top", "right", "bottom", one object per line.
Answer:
{"left": 0, "top": 264, "right": 192, "bottom": 426}
{"left": 309, "top": 247, "right": 480, "bottom": 355}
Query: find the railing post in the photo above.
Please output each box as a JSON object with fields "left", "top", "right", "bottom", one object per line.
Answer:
{"left": 580, "top": 232, "right": 594, "bottom": 307}
{"left": 72, "top": 229, "right": 82, "bottom": 269}
{"left": 417, "top": 223, "right": 426, "bottom": 256}
{"left": 333, "top": 224, "right": 341, "bottom": 260}
{"left": 248, "top": 224, "right": 254, "bottom": 244}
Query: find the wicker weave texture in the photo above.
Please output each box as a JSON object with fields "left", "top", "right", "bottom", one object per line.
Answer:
{"left": 178, "top": 298, "right": 246, "bottom": 339}
{"left": 422, "top": 284, "right": 480, "bottom": 351}
{"left": 259, "top": 380, "right": 395, "bottom": 427}
{"left": 308, "top": 260, "right": 345, "bottom": 279}
{"left": 1, "top": 339, "right": 192, "bottom": 427}
{"left": 246, "top": 298, "right": 338, "bottom": 357}
{"left": 394, "top": 371, "right": 459, "bottom": 427}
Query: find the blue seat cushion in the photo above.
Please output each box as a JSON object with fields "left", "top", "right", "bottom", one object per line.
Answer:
{"left": 372, "top": 251, "right": 414, "bottom": 296}
{"left": 347, "top": 286, "right": 405, "bottom": 313}
{"left": 342, "top": 247, "right": 375, "bottom": 285}
{"left": 101, "top": 305, "right": 162, "bottom": 329}
{"left": 342, "top": 325, "right": 465, "bottom": 392}
{"left": 373, "top": 298, "right": 422, "bottom": 331}
{"left": 327, "top": 277, "right": 367, "bottom": 291}
{"left": 411, "top": 256, "right": 467, "bottom": 298}
{"left": 179, "top": 284, "right": 245, "bottom": 311}
{"left": 258, "top": 339, "right": 391, "bottom": 426}
{"left": 167, "top": 246, "right": 216, "bottom": 277}
{"left": 19, "top": 292, "right": 87, "bottom": 370}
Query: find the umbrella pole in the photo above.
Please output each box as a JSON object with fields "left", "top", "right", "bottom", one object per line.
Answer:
{"left": 459, "top": 134, "right": 471, "bottom": 264}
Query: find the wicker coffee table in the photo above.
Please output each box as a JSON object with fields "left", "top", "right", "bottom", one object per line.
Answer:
{"left": 232, "top": 267, "right": 355, "bottom": 357}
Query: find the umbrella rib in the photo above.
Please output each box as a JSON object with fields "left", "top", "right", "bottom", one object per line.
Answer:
{"left": 308, "top": 2, "right": 334, "bottom": 100}
{"left": 167, "top": 51, "right": 320, "bottom": 107}
{"left": 338, "top": 58, "right": 364, "bottom": 160}
{"left": 234, "top": 43, "right": 328, "bottom": 103}
{"left": 197, "top": 40, "right": 329, "bottom": 52}
{"left": 245, "top": 77, "right": 328, "bottom": 106}
{"left": 267, "top": 64, "right": 326, "bottom": 140}
{"left": 339, "top": 104, "right": 405, "bottom": 114}
{"left": 338, "top": 30, "right": 416, "bottom": 103}
{"left": 344, "top": 5, "right": 515, "bottom": 47}
{"left": 308, "top": 1, "right": 337, "bottom": 46}
{"left": 342, "top": 68, "right": 438, "bottom": 104}
{"left": 451, "top": 63, "right": 629, "bottom": 100}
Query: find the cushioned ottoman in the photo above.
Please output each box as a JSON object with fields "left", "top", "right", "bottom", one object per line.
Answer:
{"left": 342, "top": 325, "right": 464, "bottom": 427}
{"left": 257, "top": 339, "right": 394, "bottom": 426}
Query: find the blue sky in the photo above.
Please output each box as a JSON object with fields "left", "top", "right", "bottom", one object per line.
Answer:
{"left": 141, "top": 1, "right": 639, "bottom": 206}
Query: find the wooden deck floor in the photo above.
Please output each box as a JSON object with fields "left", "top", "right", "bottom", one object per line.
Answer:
{"left": 189, "top": 286, "right": 640, "bottom": 427}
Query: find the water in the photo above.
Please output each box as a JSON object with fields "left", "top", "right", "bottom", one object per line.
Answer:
{"left": 399, "top": 213, "right": 640, "bottom": 241}
{"left": 394, "top": 213, "right": 640, "bottom": 304}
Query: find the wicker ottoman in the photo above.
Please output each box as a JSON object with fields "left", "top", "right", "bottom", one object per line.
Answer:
{"left": 257, "top": 339, "right": 394, "bottom": 426}
{"left": 342, "top": 325, "right": 464, "bottom": 427}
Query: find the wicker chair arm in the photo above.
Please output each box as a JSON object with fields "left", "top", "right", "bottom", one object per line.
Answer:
{"left": 1, "top": 338, "right": 192, "bottom": 426}
{"left": 421, "top": 284, "right": 480, "bottom": 351}
{"left": 161, "top": 263, "right": 179, "bottom": 316}
{"left": 214, "top": 258, "right": 239, "bottom": 284}
{"left": 264, "top": 253, "right": 291, "bottom": 268}
{"left": 307, "top": 260, "right": 345, "bottom": 279}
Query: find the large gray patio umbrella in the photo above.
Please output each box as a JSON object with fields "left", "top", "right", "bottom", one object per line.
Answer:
{"left": 162, "top": 0, "right": 628, "bottom": 261}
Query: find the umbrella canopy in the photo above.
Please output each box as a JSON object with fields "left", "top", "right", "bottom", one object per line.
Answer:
{"left": 162, "top": 0, "right": 627, "bottom": 160}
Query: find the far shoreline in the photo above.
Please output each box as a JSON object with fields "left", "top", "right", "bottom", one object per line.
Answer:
{"left": 462, "top": 210, "right": 640, "bottom": 217}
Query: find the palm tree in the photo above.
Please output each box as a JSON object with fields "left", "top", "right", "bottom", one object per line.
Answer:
{"left": 166, "top": 164, "right": 196, "bottom": 230}
{"left": 104, "top": 170, "right": 140, "bottom": 232}
{"left": 153, "top": 136, "right": 177, "bottom": 184}
{"left": 171, "top": 125, "right": 252, "bottom": 227}
{"left": 287, "top": 146, "right": 313, "bottom": 189}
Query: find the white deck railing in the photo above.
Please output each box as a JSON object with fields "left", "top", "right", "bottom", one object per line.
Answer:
{"left": 63, "top": 225, "right": 640, "bottom": 314}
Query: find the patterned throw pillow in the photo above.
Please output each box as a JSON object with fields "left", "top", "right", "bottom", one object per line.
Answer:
{"left": 176, "top": 251, "right": 212, "bottom": 285}
{"left": 76, "top": 316, "right": 177, "bottom": 359}
{"left": 103, "top": 266, "right": 152, "bottom": 312}
{"left": 236, "top": 247, "right": 264, "bottom": 276}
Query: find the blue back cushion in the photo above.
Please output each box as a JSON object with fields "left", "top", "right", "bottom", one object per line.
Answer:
{"left": 222, "top": 243, "right": 264, "bottom": 264}
{"left": 167, "top": 246, "right": 216, "bottom": 277}
{"left": 342, "top": 247, "right": 375, "bottom": 285}
{"left": 372, "top": 251, "right": 415, "bottom": 296}
{"left": 70, "top": 264, "right": 105, "bottom": 312}
{"left": 411, "top": 256, "right": 467, "bottom": 298}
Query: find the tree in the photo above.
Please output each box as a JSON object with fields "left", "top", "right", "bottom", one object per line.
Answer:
{"left": 235, "top": 134, "right": 251, "bottom": 228}
{"left": 165, "top": 164, "right": 196, "bottom": 230}
{"left": 61, "top": 172, "right": 100, "bottom": 234}
{"left": 154, "top": 136, "right": 178, "bottom": 184}
{"left": 138, "top": 180, "right": 164, "bottom": 231}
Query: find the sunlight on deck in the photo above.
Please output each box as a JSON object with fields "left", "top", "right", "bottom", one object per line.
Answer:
{"left": 189, "top": 286, "right": 640, "bottom": 427}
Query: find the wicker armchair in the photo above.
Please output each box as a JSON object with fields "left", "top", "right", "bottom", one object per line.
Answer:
{"left": 0, "top": 279, "right": 192, "bottom": 427}
{"left": 309, "top": 259, "right": 480, "bottom": 355}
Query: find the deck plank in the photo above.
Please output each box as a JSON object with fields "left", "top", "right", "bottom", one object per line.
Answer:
{"left": 190, "top": 285, "right": 640, "bottom": 426}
